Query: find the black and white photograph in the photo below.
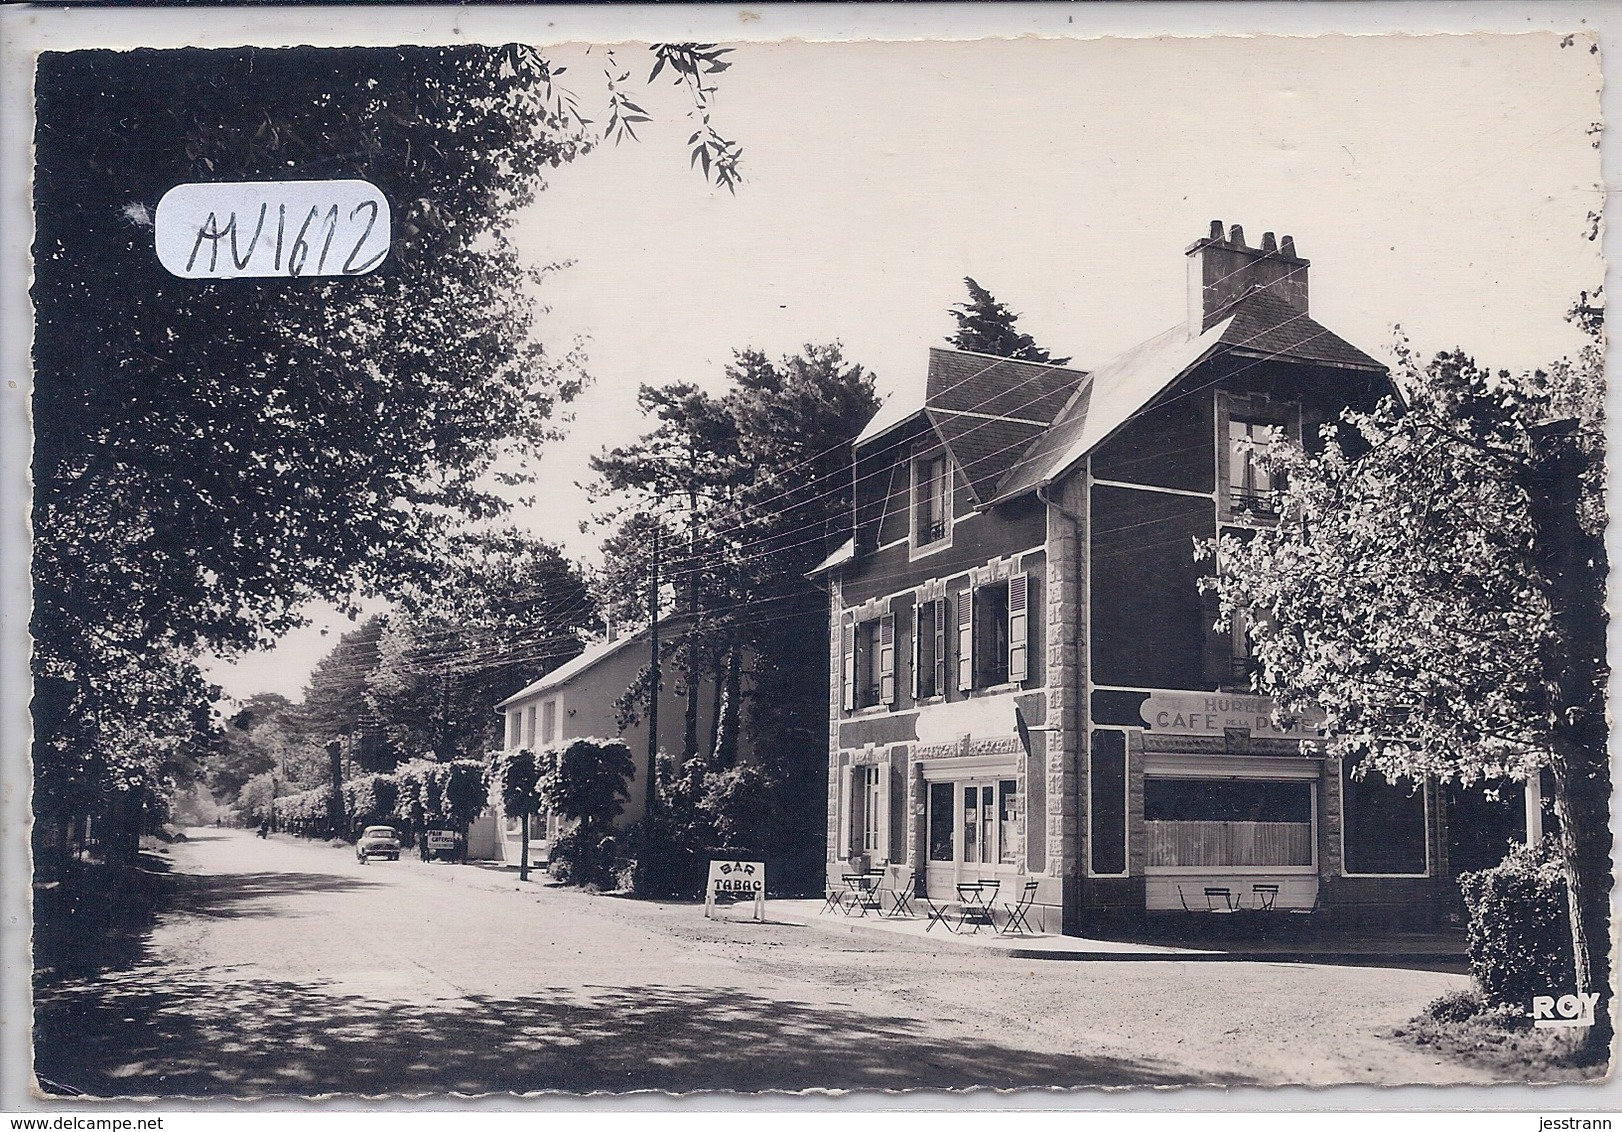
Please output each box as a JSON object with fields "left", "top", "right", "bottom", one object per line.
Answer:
{"left": 2, "top": 4, "right": 1617, "bottom": 1109}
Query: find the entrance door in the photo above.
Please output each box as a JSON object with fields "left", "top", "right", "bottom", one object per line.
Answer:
{"left": 925, "top": 775, "right": 1020, "bottom": 895}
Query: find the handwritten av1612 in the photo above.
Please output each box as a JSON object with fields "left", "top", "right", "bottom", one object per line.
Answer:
{"left": 154, "top": 180, "right": 391, "bottom": 279}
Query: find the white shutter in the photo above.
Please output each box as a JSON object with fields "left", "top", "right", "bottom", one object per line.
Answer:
{"left": 956, "top": 590, "right": 974, "bottom": 692}
{"left": 934, "top": 598, "right": 948, "bottom": 698}
{"left": 910, "top": 602, "right": 923, "bottom": 701}
{"left": 1008, "top": 571, "right": 1029, "bottom": 683}
{"left": 879, "top": 614, "right": 896, "bottom": 705}
{"left": 876, "top": 752, "right": 892, "bottom": 862}
{"left": 835, "top": 760, "right": 851, "bottom": 860}
{"left": 841, "top": 620, "right": 855, "bottom": 712}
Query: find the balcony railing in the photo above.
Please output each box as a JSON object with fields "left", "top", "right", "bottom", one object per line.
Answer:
{"left": 916, "top": 517, "right": 947, "bottom": 545}
{"left": 1228, "top": 488, "right": 1280, "bottom": 519}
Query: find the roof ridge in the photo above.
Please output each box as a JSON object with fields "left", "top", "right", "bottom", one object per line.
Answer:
{"left": 928, "top": 344, "right": 1089, "bottom": 375}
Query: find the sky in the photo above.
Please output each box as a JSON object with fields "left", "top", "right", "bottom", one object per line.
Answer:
{"left": 199, "top": 31, "right": 1605, "bottom": 702}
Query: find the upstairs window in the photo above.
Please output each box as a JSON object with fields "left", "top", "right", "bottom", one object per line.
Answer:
{"left": 913, "top": 597, "right": 947, "bottom": 700}
{"left": 842, "top": 613, "right": 896, "bottom": 712}
{"left": 955, "top": 574, "right": 1031, "bottom": 692}
{"left": 1227, "top": 418, "right": 1287, "bottom": 517}
{"left": 912, "top": 452, "right": 952, "bottom": 550}
{"left": 975, "top": 581, "right": 1012, "bottom": 687}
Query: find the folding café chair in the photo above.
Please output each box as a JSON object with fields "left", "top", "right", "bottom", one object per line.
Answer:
{"left": 881, "top": 867, "right": 916, "bottom": 918}
{"left": 921, "top": 893, "right": 957, "bottom": 933}
{"left": 956, "top": 880, "right": 999, "bottom": 934}
{"left": 1251, "top": 883, "right": 1280, "bottom": 912}
{"left": 999, "top": 880, "right": 1041, "bottom": 936}
{"left": 820, "top": 884, "right": 845, "bottom": 916}
{"left": 1204, "top": 886, "right": 1240, "bottom": 914}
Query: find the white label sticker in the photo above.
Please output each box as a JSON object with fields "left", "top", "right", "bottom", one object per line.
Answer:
{"left": 154, "top": 179, "right": 391, "bottom": 279}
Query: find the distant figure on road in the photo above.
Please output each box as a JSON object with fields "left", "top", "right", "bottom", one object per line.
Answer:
{"left": 257, "top": 820, "right": 269, "bottom": 839}
{"left": 215, "top": 817, "right": 221, "bottom": 828}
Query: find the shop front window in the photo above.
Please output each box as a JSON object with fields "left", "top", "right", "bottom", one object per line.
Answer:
{"left": 998, "top": 780, "right": 1019, "bottom": 865}
{"left": 1144, "top": 778, "right": 1313, "bottom": 867}
{"left": 929, "top": 783, "right": 954, "bottom": 861}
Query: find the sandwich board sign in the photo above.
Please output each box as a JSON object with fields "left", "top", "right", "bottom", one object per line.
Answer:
{"left": 705, "top": 859, "right": 766, "bottom": 922}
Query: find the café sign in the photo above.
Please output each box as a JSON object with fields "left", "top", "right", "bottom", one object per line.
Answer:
{"left": 1138, "top": 691, "right": 1324, "bottom": 739}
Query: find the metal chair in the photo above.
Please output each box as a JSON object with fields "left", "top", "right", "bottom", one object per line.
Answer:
{"left": 842, "top": 873, "right": 880, "bottom": 916}
{"left": 956, "top": 880, "right": 999, "bottom": 933}
{"left": 880, "top": 866, "right": 916, "bottom": 918}
{"left": 1251, "top": 883, "right": 1280, "bottom": 912}
{"left": 820, "top": 884, "right": 845, "bottom": 915}
{"left": 1204, "top": 886, "right": 1239, "bottom": 913}
{"left": 999, "top": 880, "right": 1041, "bottom": 935}
{"left": 921, "top": 893, "right": 957, "bottom": 933}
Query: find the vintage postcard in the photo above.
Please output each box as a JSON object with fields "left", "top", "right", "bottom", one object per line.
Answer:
{"left": 2, "top": 3, "right": 1616, "bottom": 1111}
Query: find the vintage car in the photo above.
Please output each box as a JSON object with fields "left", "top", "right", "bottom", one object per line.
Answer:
{"left": 355, "top": 825, "right": 401, "bottom": 863}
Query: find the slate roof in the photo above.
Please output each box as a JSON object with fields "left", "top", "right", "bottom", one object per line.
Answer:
{"left": 990, "top": 320, "right": 1231, "bottom": 504}
{"left": 495, "top": 632, "right": 644, "bottom": 708}
{"left": 844, "top": 285, "right": 1387, "bottom": 522}
{"left": 852, "top": 347, "right": 1088, "bottom": 505}
{"left": 989, "top": 288, "right": 1388, "bottom": 504}
{"left": 1214, "top": 287, "right": 1385, "bottom": 372}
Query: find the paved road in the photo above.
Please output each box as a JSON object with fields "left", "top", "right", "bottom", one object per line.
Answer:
{"left": 34, "top": 828, "right": 1494, "bottom": 1097}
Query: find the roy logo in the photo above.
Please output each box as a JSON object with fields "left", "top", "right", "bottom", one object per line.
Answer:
{"left": 1530, "top": 992, "right": 1600, "bottom": 1028}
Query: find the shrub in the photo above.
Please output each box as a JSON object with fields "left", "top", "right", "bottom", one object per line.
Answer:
{"left": 1458, "top": 838, "right": 1574, "bottom": 1009}
{"left": 547, "top": 828, "right": 621, "bottom": 889}
{"left": 1423, "top": 986, "right": 1485, "bottom": 1024}
{"left": 342, "top": 773, "right": 398, "bottom": 833}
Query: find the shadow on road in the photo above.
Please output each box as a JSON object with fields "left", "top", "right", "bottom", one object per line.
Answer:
{"left": 34, "top": 967, "right": 1255, "bottom": 1096}
{"left": 168, "top": 870, "right": 381, "bottom": 920}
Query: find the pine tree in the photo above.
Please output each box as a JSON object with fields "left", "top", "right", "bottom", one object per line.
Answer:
{"left": 946, "top": 277, "right": 1070, "bottom": 364}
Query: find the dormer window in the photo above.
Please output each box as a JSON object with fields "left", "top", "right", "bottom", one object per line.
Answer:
{"left": 912, "top": 451, "right": 952, "bottom": 552}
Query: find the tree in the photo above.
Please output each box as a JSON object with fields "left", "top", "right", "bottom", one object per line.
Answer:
{"left": 540, "top": 737, "right": 636, "bottom": 851}
{"left": 591, "top": 383, "right": 744, "bottom": 767}
{"left": 31, "top": 42, "right": 740, "bottom": 862}
{"left": 946, "top": 277, "right": 1070, "bottom": 364}
{"left": 365, "top": 530, "right": 596, "bottom": 761}
{"left": 488, "top": 749, "right": 543, "bottom": 882}
{"left": 1206, "top": 309, "right": 1609, "bottom": 1052}
{"left": 590, "top": 344, "right": 880, "bottom": 891}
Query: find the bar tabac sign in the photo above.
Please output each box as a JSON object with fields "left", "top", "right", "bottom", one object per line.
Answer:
{"left": 1138, "top": 691, "right": 1325, "bottom": 739}
{"left": 704, "top": 859, "right": 766, "bottom": 922}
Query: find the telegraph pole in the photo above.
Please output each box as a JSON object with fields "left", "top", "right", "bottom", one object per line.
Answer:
{"left": 645, "top": 516, "right": 660, "bottom": 819}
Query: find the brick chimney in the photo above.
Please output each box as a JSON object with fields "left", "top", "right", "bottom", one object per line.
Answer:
{"left": 1186, "top": 220, "right": 1309, "bottom": 333}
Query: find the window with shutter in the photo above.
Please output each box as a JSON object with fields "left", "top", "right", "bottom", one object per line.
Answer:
{"left": 879, "top": 614, "right": 896, "bottom": 705}
{"left": 1008, "top": 572, "right": 1029, "bottom": 682}
{"left": 911, "top": 602, "right": 923, "bottom": 701}
{"left": 933, "top": 598, "right": 948, "bottom": 698}
{"left": 956, "top": 590, "right": 974, "bottom": 692}
{"left": 841, "top": 621, "right": 855, "bottom": 712}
